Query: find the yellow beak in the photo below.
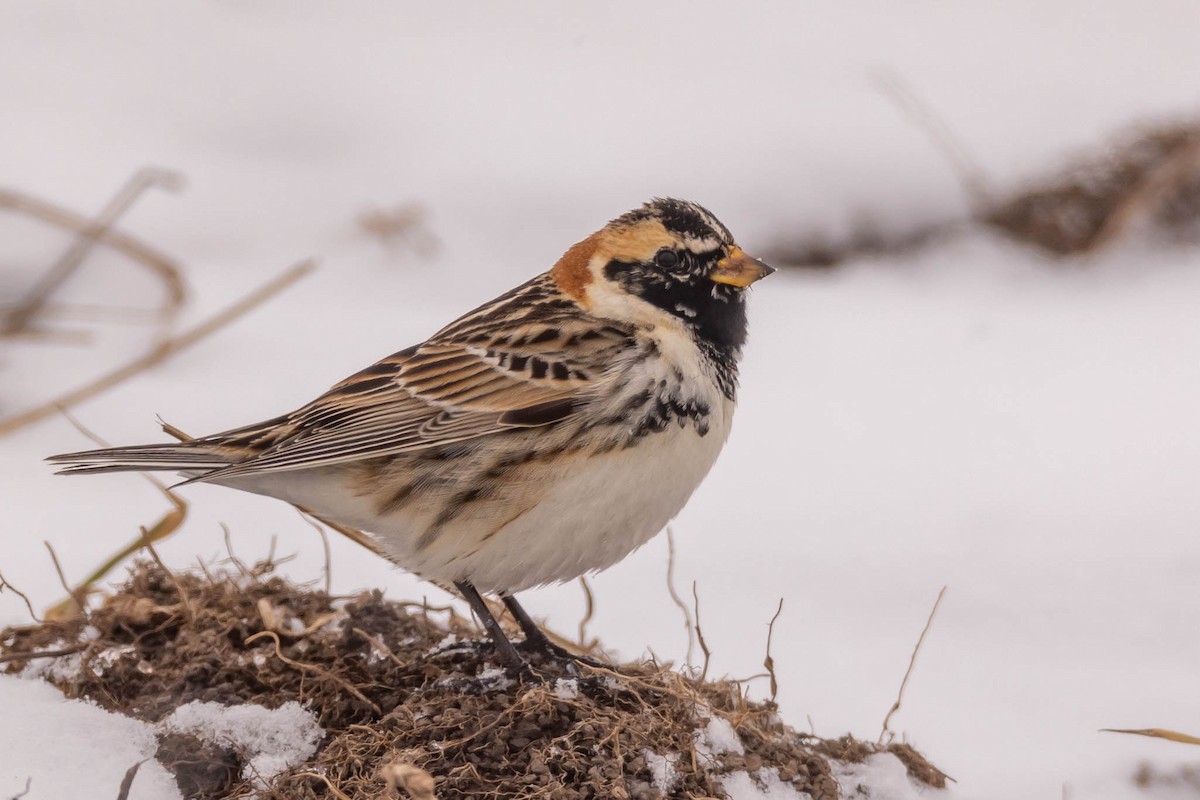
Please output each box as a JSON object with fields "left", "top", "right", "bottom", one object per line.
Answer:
{"left": 709, "top": 246, "right": 775, "bottom": 287}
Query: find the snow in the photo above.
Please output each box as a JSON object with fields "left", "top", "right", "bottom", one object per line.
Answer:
{"left": 0, "top": 674, "right": 182, "bottom": 800}
{"left": 2, "top": 2, "right": 1200, "bottom": 798}
{"left": 553, "top": 677, "right": 580, "bottom": 701}
{"left": 696, "top": 715, "right": 748, "bottom": 761}
{"left": 834, "top": 753, "right": 944, "bottom": 800}
{"left": 159, "top": 700, "right": 323, "bottom": 787}
{"left": 642, "top": 749, "right": 681, "bottom": 794}
{"left": 721, "top": 767, "right": 813, "bottom": 800}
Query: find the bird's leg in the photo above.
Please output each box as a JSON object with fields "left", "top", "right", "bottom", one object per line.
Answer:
{"left": 454, "top": 580, "right": 525, "bottom": 670}
{"left": 501, "top": 592, "right": 608, "bottom": 668}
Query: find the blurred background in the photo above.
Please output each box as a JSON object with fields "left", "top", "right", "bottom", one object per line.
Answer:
{"left": 2, "top": 2, "right": 1199, "bottom": 798}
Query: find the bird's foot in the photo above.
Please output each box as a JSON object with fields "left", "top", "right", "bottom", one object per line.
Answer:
{"left": 516, "top": 629, "right": 611, "bottom": 675}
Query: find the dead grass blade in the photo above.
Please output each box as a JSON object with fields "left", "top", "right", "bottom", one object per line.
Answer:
{"left": 764, "top": 598, "right": 784, "bottom": 703}
{"left": 42, "top": 541, "right": 87, "bottom": 621}
{"left": 42, "top": 411, "right": 190, "bottom": 620}
{"left": 2, "top": 168, "right": 185, "bottom": 337}
{"left": 294, "top": 772, "right": 353, "bottom": 800}
{"left": 0, "top": 186, "right": 185, "bottom": 311}
{"left": 691, "top": 580, "right": 712, "bottom": 683}
{"left": 0, "top": 572, "right": 41, "bottom": 623}
{"left": 665, "top": 527, "right": 696, "bottom": 666}
{"left": 1102, "top": 728, "right": 1200, "bottom": 746}
{"left": 879, "top": 586, "right": 947, "bottom": 744}
{"left": 114, "top": 759, "right": 145, "bottom": 800}
{"left": 0, "top": 259, "right": 314, "bottom": 437}
{"left": 576, "top": 576, "right": 595, "bottom": 649}
{"left": 6, "top": 778, "right": 31, "bottom": 800}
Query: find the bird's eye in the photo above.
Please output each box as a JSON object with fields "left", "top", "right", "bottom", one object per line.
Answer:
{"left": 654, "top": 249, "right": 680, "bottom": 269}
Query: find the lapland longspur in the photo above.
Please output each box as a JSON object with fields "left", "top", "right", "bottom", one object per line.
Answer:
{"left": 49, "top": 198, "right": 773, "bottom": 668}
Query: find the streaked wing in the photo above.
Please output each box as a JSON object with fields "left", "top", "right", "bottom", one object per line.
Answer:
{"left": 191, "top": 275, "right": 631, "bottom": 482}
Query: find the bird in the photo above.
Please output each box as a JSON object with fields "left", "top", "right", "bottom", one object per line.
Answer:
{"left": 48, "top": 198, "right": 774, "bottom": 670}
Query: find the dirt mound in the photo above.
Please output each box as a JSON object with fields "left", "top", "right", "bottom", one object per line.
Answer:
{"left": 1, "top": 561, "right": 947, "bottom": 799}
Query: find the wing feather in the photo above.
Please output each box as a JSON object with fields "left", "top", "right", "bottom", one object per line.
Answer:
{"left": 189, "top": 277, "right": 631, "bottom": 483}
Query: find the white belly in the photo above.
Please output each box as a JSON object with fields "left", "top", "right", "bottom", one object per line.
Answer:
{"left": 424, "top": 401, "right": 733, "bottom": 592}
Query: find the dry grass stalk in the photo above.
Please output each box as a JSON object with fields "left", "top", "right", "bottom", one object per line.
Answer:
{"left": 114, "top": 760, "right": 146, "bottom": 800}
{"left": 293, "top": 772, "right": 353, "bottom": 800}
{"left": 576, "top": 576, "right": 596, "bottom": 649}
{"left": 2, "top": 168, "right": 184, "bottom": 337}
{"left": 764, "top": 598, "right": 784, "bottom": 703}
{"left": 1103, "top": 727, "right": 1200, "bottom": 746}
{"left": 879, "top": 585, "right": 947, "bottom": 744}
{"left": 0, "top": 259, "right": 313, "bottom": 437}
{"left": 6, "top": 777, "right": 31, "bottom": 800}
{"left": 691, "top": 580, "right": 712, "bottom": 683}
{"left": 664, "top": 527, "right": 696, "bottom": 666}
{"left": 0, "top": 572, "right": 40, "bottom": 623}
{"left": 297, "top": 511, "right": 334, "bottom": 595}
{"left": 42, "top": 541, "right": 87, "bottom": 621}
{"left": 0, "top": 185, "right": 185, "bottom": 313}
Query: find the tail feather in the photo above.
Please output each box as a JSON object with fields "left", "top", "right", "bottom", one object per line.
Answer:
{"left": 47, "top": 443, "right": 234, "bottom": 475}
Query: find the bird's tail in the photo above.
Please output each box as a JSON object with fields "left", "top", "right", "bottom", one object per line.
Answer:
{"left": 47, "top": 442, "right": 234, "bottom": 476}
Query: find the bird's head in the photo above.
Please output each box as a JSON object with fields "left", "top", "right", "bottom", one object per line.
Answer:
{"left": 550, "top": 198, "right": 773, "bottom": 350}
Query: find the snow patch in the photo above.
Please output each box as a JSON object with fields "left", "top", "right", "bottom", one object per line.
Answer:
{"left": 720, "top": 767, "right": 810, "bottom": 800}
{"left": 834, "top": 753, "right": 942, "bottom": 799}
{"left": 642, "top": 749, "right": 681, "bottom": 793}
{"left": 0, "top": 674, "right": 181, "bottom": 800}
{"left": 159, "top": 700, "right": 323, "bottom": 786}
{"left": 696, "top": 715, "right": 746, "bottom": 762}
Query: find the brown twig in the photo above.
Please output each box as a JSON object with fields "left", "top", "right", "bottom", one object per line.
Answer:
{"left": 0, "top": 186, "right": 185, "bottom": 312}
{"left": 664, "top": 527, "right": 695, "bottom": 666}
{"left": 6, "top": 777, "right": 31, "bottom": 800}
{"left": 298, "top": 511, "right": 334, "bottom": 595}
{"left": 0, "top": 260, "right": 315, "bottom": 437}
{"left": 43, "top": 541, "right": 86, "bottom": 619}
{"left": 691, "top": 581, "right": 711, "bottom": 683}
{"left": 245, "top": 629, "right": 382, "bottom": 714}
{"left": 2, "top": 168, "right": 185, "bottom": 336}
{"left": 114, "top": 759, "right": 146, "bottom": 800}
{"left": 352, "top": 627, "right": 407, "bottom": 668}
{"left": 222, "top": 524, "right": 251, "bottom": 580}
{"left": 138, "top": 526, "right": 194, "bottom": 623}
{"left": 0, "top": 646, "right": 84, "bottom": 665}
{"left": 0, "top": 572, "right": 41, "bottom": 623}
{"left": 880, "top": 586, "right": 948, "bottom": 744}
{"left": 294, "top": 772, "right": 354, "bottom": 800}
{"left": 764, "top": 598, "right": 784, "bottom": 703}
{"left": 1101, "top": 727, "right": 1200, "bottom": 746}
{"left": 576, "top": 576, "right": 595, "bottom": 648}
